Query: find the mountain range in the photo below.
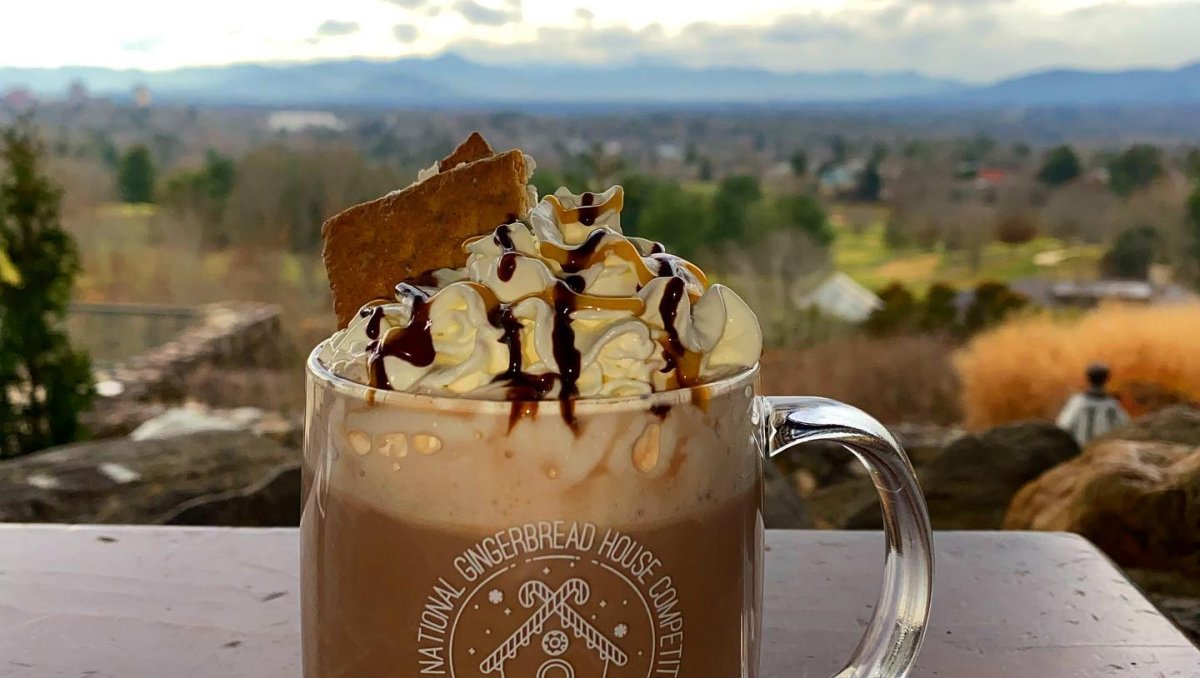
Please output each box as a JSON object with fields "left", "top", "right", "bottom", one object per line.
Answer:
{"left": 2, "top": 53, "right": 1199, "bottom": 109}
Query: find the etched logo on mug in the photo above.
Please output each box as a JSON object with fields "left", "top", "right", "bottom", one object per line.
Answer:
{"left": 417, "top": 521, "right": 685, "bottom": 677}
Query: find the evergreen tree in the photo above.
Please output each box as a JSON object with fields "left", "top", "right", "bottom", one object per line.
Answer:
{"left": 854, "top": 161, "right": 883, "bottom": 202}
{"left": 789, "top": 150, "right": 808, "bottom": 177}
{"left": 920, "top": 282, "right": 958, "bottom": 332}
{"left": 0, "top": 119, "right": 94, "bottom": 458}
{"left": 962, "top": 281, "right": 1028, "bottom": 335}
{"left": 1108, "top": 144, "right": 1164, "bottom": 196}
{"left": 117, "top": 144, "right": 156, "bottom": 203}
{"left": 776, "top": 194, "right": 834, "bottom": 246}
{"left": 1101, "top": 226, "right": 1160, "bottom": 280}
{"left": 865, "top": 283, "right": 918, "bottom": 336}
{"left": 710, "top": 175, "right": 762, "bottom": 243}
{"left": 1036, "top": 145, "right": 1082, "bottom": 187}
{"left": 1185, "top": 147, "right": 1200, "bottom": 181}
{"left": 1187, "top": 184, "right": 1200, "bottom": 280}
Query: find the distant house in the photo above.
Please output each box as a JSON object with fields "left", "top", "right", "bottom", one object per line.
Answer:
{"left": 974, "top": 168, "right": 1008, "bottom": 191}
{"left": 792, "top": 272, "right": 882, "bottom": 323}
{"left": 654, "top": 143, "right": 683, "bottom": 162}
{"left": 1057, "top": 278, "right": 1196, "bottom": 306}
{"left": 133, "top": 84, "right": 152, "bottom": 108}
{"left": 817, "top": 159, "right": 866, "bottom": 197}
{"left": 67, "top": 81, "right": 89, "bottom": 106}
{"left": 1083, "top": 167, "right": 1110, "bottom": 187}
{"left": 266, "top": 111, "right": 345, "bottom": 133}
{"left": 2, "top": 87, "right": 36, "bottom": 111}
{"left": 961, "top": 277, "right": 1199, "bottom": 311}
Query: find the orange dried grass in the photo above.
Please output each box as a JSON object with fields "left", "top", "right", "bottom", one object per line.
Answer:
{"left": 956, "top": 303, "right": 1200, "bottom": 429}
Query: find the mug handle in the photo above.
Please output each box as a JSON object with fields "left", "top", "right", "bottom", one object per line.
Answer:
{"left": 759, "top": 396, "right": 934, "bottom": 678}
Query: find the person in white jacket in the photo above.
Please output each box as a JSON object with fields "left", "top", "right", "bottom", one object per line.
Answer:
{"left": 1056, "top": 362, "right": 1129, "bottom": 447}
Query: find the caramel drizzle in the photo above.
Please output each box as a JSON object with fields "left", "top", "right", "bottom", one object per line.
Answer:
{"left": 363, "top": 213, "right": 710, "bottom": 426}
{"left": 538, "top": 234, "right": 708, "bottom": 288}
{"left": 543, "top": 190, "right": 625, "bottom": 227}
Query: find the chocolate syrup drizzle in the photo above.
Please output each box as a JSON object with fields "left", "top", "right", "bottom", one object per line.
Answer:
{"left": 364, "top": 212, "right": 705, "bottom": 428}
{"left": 494, "top": 224, "right": 520, "bottom": 282}
{"left": 657, "top": 276, "right": 702, "bottom": 387}
{"left": 559, "top": 229, "right": 607, "bottom": 273}
{"left": 360, "top": 304, "right": 386, "bottom": 340}
{"left": 578, "top": 191, "right": 600, "bottom": 226}
{"left": 488, "top": 303, "right": 555, "bottom": 430}
{"left": 367, "top": 283, "right": 434, "bottom": 390}
{"left": 550, "top": 281, "right": 582, "bottom": 428}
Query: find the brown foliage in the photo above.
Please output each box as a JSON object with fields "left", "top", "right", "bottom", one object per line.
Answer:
{"left": 956, "top": 303, "right": 1200, "bottom": 429}
{"left": 993, "top": 212, "right": 1039, "bottom": 244}
{"left": 761, "top": 333, "right": 961, "bottom": 425}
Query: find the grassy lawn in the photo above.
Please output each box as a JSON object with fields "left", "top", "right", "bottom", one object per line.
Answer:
{"left": 830, "top": 206, "right": 1104, "bottom": 293}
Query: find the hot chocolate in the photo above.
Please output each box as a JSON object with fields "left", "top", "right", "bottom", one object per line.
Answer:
{"left": 302, "top": 362, "right": 763, "bottom": 677}
{"left": 307, "top": 133, "right": 776, "bottom": 678}
{"left": 305, "top": 133, "right": 933, "bottom": 678}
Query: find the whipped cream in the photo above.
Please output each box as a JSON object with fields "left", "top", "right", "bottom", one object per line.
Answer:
{"left": 320, "top": 185, "right": 762, "bottom": 402}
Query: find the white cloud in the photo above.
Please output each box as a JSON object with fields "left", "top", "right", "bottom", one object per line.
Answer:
{"left": 453, "top": 0, "right": 522, "bottom": 26}
{"left": 0, "top": 0, "right": 1196, "bottom": 81}
{"left": 315, "top": 20, "right": 361, "bottom": 37}
{"left": 121, "top": 37, "right": 162, "bottom": 53}
{"left": 451, "top": 0, "right": 1200, "bottom": 81}
{"left": 393, "top": 23, "right": 420, "bottom": 43}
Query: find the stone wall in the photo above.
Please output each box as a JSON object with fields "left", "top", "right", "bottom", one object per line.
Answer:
{"left": 82, "top": 302, "right": 283, "bottom": 437}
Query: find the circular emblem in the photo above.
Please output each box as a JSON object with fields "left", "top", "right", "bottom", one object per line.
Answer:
{"left": 542, "top": 630, "right": 570, "bottom": 657}
{"left": 414, "top": 521, "right": 687, "bottom": 678}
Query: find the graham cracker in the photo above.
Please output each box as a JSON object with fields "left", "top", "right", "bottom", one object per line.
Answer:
{"left": 439, "top": 132, "right": 493, "bottom": 171}
{"left": 322, "top": 147, "right": 530, "bottom": 328}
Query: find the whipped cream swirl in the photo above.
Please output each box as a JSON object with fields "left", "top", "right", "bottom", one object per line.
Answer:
{"left": 320, "top": 186, "right": 762, "bottom": 405}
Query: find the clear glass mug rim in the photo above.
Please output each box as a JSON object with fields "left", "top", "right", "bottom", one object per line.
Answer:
{"left": 306, "top": 341, "right": 760, "bottom": 414}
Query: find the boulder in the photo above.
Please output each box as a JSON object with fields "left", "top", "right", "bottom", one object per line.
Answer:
{"left": 1093, "top": 405, "right": 1200, "bottom": 447}
{"left": 160, "top": 464, "right": 301, "bottom": 527}
{"left": 1004, "top": 437, "right": 1200, "bottom": 578}
{"left": 1125, "top": 569, "right": 1200, "bottom": 646}
{"left": 763, "top": 459, "right": 814, "bottom": 529}
{"left": 0, "top": 431, "right": 298, "bottom": 525}
{"left": 814, "top": 421, "right": 1080, "bottom": 530}
{"left": 128, "top": 403, "right": 302, "bottom": 448}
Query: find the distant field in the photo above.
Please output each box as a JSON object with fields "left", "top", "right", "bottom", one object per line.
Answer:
{"left": 829, "top": 205, "right": 1104, "bottom": 293}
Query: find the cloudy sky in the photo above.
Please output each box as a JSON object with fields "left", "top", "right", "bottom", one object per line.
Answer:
{"left": 3, "top": 0, "right": 1199, "bottom": 82}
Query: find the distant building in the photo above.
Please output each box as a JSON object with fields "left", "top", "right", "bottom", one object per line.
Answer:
{"left": 817, "top": 159, "right": 865, "bottom": 197}
{"left": 266, "top": 110, "right": 345, "bottom": 133}
{"left": 792, "top": 271, "right": 882, "bottom": 323}
{"left": 1083, "top": 167, "right": 1110, "bottom": 187}
{"left": 974, "top": 168, "right": 1007, "bottom": 191}
{"left": 962, "top": 276, "right": 1199, "bottom": 311}
{"left": 133, "top": 84, "right": 152, "bottom": 108}
{"left": 67, "top": 80, "right": 89, "bottom": 106}
{"left": 2, "top": 87, "right": 36, "bottom": 111}
{"left": 654, "top": 143, "right": 683, "bottom": 162}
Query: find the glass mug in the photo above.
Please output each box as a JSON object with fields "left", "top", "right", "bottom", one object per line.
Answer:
{"left": 302, "top": 347, "right": 933, "bottom": 678}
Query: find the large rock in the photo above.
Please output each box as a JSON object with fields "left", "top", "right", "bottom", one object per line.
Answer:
{"left": 1004, "top": 437, "right": 1200, "bottom": 577}
{"left": 0, "top": 431, "right": 298, "bottom": 525}
{"left": 1093, "top": 405, "right": 1200, "bottom": 447}
{"left": 160, "top": 464, "right": 301, "bottom": 527}
{"left": 1125, "top": 569, "right": 1200, "bottom": 646}
{"left": 763, "top": 459, "right": 813, "bottom": 529}
{"left": 813, "top": 421, "right": 1080, "bottom": 530}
